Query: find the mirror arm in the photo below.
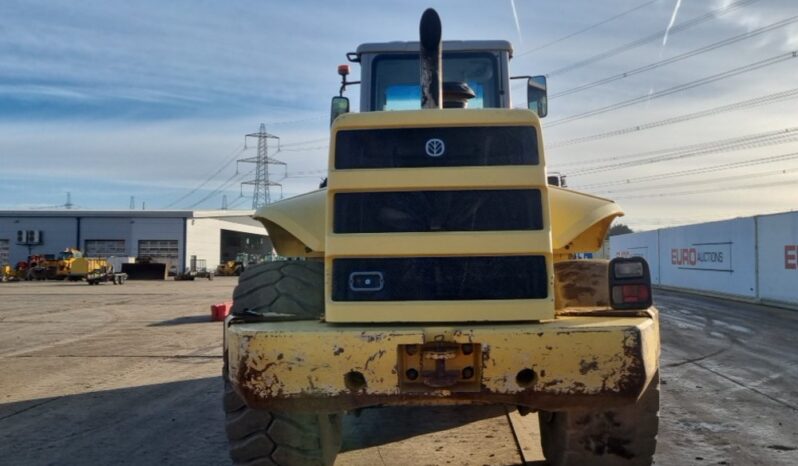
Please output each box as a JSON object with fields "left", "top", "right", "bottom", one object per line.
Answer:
{"left": 339, "top": 80, "right": 361, "bottom": 97}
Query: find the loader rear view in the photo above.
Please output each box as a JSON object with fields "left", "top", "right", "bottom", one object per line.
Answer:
{"left": 222, "top": 9, "right": 660, "bottom": 466}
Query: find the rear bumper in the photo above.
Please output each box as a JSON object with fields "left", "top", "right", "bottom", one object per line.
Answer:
{"left": 225, "top": 309, "right": 659, "bottom": 413}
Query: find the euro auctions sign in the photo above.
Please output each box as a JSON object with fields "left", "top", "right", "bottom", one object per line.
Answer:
{"left": 671, "top": 242, "right": 733, "bottom": 272}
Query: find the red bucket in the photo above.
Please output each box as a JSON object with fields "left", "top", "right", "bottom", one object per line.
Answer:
{"left": 211, "top": 301, "right": 233, "bottom": 321}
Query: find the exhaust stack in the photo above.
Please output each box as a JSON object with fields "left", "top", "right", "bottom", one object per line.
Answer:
{"left": 419, "top": 9, "right": 442, "bottom": 109}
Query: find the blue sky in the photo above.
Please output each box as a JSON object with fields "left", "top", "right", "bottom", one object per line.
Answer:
{"left": 1, "top": 0, "right": 797, "bottom": 230}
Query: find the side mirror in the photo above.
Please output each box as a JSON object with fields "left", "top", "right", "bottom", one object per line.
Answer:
{"left": 527, "top": 75, "right": 548, "bottom": 118}
{"left": 330, "top": 96, "right": 350, "bottom": 125}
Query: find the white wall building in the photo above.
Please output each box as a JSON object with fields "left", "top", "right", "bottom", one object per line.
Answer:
{"left": 610, "top": 210, "right": 798, "bottom": 308}
{"left": 0, "top": 210, "right": 270, "bottom": 273}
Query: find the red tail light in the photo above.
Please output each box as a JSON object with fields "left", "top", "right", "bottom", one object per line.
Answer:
{"left": 609, "top": 257, "right": 652, "bottom": 310}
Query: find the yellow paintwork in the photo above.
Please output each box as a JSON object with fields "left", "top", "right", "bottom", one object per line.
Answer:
{"left": 70, "top": 257, "right": 108, "bottom": 276}
{"left": 252, "top": 108, "right": 624, "bottom": 322}
{"left": 324, "top": 109, "right": 554, "bottom": 322}
{"left": 254, "top": 179, "right": 621, "bottom": 260}
{"left": 256, "top": 186, "right": 621, "bottom": 258}
{"left": 234, "top": 106, "right": 656, "bottom": 410}
{"left": 548, "top": 187, "right": 623, "bottom": 254}
{"left": 226, "top": 311, "right": 658, "bottom": 405}
{"left": 1, "top": 264, "right": 14, "bottom": 281}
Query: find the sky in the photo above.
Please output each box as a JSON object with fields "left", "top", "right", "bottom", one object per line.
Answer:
{"left": 0, "top": 0, "right": 797, "bottom": 231}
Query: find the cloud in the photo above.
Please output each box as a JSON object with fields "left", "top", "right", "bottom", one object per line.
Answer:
{"left": 2, "top": 0, "right": 798, "bottom": 226}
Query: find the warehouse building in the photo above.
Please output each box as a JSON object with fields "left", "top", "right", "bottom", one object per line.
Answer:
{"left": 0, "top": 210, "right": 271, "bottom": 273}
{"left": 610, "top": 210, "right": 798, "bottom": 309}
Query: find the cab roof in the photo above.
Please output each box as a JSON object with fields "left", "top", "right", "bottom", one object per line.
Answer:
{"left": 354, "top": 40, "right": 514, "bottom": 59}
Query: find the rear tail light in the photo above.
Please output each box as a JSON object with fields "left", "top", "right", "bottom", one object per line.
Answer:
{"left": 609, "top": 257, "right": 652, "bottom": 310}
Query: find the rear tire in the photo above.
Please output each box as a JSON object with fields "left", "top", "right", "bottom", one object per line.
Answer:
{"left": 539, "top": 372, "right": 660, "bottom": 466}
{"left": 231, "top": 261, "right": 324, "bottom": 320}
{"left": 223, "top": 380, "right": 342, "bottom": 466}
{"left": 224, "top": 259, "right": 341, "bottom": 465}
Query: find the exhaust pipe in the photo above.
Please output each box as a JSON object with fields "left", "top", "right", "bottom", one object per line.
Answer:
{"left": 419, "top": 8, "right": 442, "bottom": 109}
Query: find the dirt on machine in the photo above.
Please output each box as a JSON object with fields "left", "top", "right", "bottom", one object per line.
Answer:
{"left": 222, "top": 9, "right": 660, "bottom": 466}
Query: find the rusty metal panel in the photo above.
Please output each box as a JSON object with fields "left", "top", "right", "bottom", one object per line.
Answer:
{"left": 226, "top": 315, "right": 658, "bottom": 411}
{"left": 553, "top": 260, "right": 610, "bottom": 310}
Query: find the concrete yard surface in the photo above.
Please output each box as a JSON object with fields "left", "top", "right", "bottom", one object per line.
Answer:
{"left": 0, "top": 279, "right": 797, "bottom": 465}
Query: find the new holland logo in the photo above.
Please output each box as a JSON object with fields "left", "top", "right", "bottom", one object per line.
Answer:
{"left": 425, "top": 138, "right": 445, "bottom": 157}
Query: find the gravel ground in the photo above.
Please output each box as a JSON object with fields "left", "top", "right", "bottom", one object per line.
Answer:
{"left": 0, "top": 279, "right": 795, "bottom": 465}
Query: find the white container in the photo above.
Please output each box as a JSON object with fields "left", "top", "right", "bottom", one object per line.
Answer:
{"left": 756, "top": 211, "right": 798, "bottom": 305}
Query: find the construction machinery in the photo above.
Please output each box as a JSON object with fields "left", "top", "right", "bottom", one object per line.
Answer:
{"left": 85, "top": 268, "right": 128, "bottom": 285}
{"left": 51, "top": 248, "right": 83, "bottom": 280}
{"left": 175, "top": 256, "right": 214, "bottom": 281}
{"left": 69, "top": 257, "right": 111, "bottom": 280}
{"left": 223, "top": 10, "right": 660, "bottom": 466}
{"left": 216, "top": 260, "right": 241, "bottom": 276}
{"left": 1, "top": 263, "right": 18, "bottom": 282}
{"left": 12, "top": 259, "right": 48, "bottom": 281}
{"left": 216, "top": 253, "right": 250, "bottom": 276}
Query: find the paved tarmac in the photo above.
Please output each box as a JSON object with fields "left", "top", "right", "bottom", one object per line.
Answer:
{"left": 0, "top": 279, "right": 795, "bottom": 465}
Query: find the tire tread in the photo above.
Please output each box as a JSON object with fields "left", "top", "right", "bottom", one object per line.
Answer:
{"left": 539, "top": 372, "right": 660, "bottom": 466}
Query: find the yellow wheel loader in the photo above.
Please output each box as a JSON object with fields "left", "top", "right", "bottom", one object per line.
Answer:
{"left": 223, "top": 9, "right": 660, "bottom": 466}
{"left": 1, "top": 263, "right": 17, "bottom": 282}
{"left": 52, "top": 247, "right": 83, "bottom": 280}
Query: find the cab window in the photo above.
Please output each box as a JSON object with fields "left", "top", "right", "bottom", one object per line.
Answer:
{"left": 372, "top": 52, "right": 499, "bottom": 111}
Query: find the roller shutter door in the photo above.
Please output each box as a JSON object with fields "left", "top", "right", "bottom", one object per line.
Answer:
{"left": 85, "top": 240, "right": 126, "bottom": 257}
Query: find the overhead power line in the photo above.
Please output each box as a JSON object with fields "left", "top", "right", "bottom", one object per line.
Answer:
{"left": 227, "top": 195, "right": 251, "bottom": 210}
{"left": 559, "top": 126, "right": 798, "bottom": 169}
{"left": 186, "top": 168, "right": 253, "bottom": 209}
{"left": 284, "top": 169, "right": 328, "bottom": 178}
{"left": 563, "top": 127, "right": 798, "bottom": 175}
{"left": 546, "top": 50, "right": 798, "bottom": 128}
{"left": 515, "top": 0, "right": 658, "bottom": 57}
{"left": 279, "top": 137, "right": 328, "bottom": 148}
{"left": 595, "top": 166, "right": 798, "bottom": 195}
{"left": 163, "top": 144, "right": 245, "bottom": 208}
{"left": 544, "top": 0, "right": 761, "bottom": 77}
{"left": 279, "top": 145, "right": 328, "bottom": 152}
{"left": 611, "top": 172, "right": 798, "bottom": 199}
{"left": 546, "top": 87, "right": 798, "bottom": 148}
{"left": 551, "top": 15, "right": 798, "bottom": 99}
{"left": 264, "top": 115, "right": 326, "bottom": 126}
{"left": 575, "top": 150, "right": 798, "bottom": 191}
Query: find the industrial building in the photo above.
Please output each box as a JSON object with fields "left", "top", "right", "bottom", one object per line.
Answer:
{"left": 0, "top": 210, "right": 271, "bottom": 274}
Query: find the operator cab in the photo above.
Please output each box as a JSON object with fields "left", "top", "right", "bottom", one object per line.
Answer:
{"left": 332, "top": 41, "right": 547, "bottom": 122}
{"left": 357, "top": 41, "right": 509, "bottom": 111}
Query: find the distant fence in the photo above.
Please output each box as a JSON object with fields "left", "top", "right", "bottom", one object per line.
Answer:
{"left": 610, "top": 211, "right": 798, "bottom": 308}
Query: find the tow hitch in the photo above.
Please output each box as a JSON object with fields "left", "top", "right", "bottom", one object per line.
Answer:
{"left": 399, "top": 342, "right": 483, "bottom": 391}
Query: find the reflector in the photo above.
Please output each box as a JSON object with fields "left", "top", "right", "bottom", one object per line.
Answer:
{"left": 614, "top": 261, "right": 644, "bottom": 279}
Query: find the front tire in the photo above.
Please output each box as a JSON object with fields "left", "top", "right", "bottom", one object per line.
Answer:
{"left": 539, "top": 371, "right": 660, "bottom": 466}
